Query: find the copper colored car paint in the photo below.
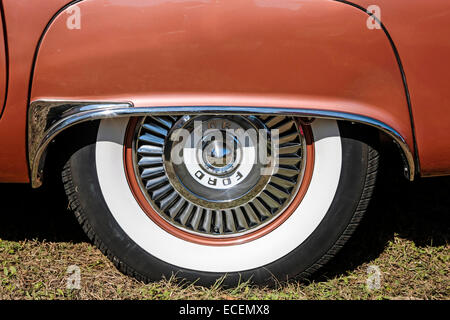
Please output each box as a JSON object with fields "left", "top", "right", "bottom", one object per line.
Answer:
{"left": 0, "top": 0, "right": 449, "bottom": 182}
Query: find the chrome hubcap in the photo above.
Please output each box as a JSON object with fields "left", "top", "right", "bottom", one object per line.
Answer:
{"left": 201, "top": 133, "right": 240, "bottom": 176}
{"left": 132, "top": 115, "right": 307, "bottom": 237}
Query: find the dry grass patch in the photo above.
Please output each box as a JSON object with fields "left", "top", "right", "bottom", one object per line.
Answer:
{"left": 0, "top": 151, "right": 448, "bottom": 300}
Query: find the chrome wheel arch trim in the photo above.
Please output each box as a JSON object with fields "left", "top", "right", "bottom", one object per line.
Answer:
{"left": 29, "top": 100, "right": 415, "bottom": 188}
{"left": 28, "top": 100, "right": 133, "bottom": 188}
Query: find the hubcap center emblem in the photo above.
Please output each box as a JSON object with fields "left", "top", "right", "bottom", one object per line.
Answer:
{"left": 201, "top": 133, "right": 240, "bottom": 175}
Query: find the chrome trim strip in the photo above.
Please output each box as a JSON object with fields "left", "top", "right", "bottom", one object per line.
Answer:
{"left": 28, "top": 101, "right": 415, "bottom": 187}
{"left": 29, "top": 100, "right": 133, "bottom": 188}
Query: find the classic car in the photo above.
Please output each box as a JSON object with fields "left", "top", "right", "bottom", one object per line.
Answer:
{"left": 0, "top": 0, "right": 448, "bottom": 286}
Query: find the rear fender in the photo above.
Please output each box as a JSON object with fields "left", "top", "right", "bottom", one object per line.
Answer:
{"left": 29, "top": 0, "right": 415, "bottom": 186}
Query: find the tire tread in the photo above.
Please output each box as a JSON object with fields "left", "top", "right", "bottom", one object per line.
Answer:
{"left": 297, "top": 145, "right": 380, "bottom": 279}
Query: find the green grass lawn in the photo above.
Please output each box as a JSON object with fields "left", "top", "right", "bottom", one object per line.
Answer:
{"left": 0, "top": 156, "right": 448, "bottom": 300}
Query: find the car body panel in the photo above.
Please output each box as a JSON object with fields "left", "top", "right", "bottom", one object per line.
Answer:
{"left": 0, "top": 6, "right": 6, "bottom": 118}
{"left": 0, "top": 0, "right": 448, "bottom": 183}
{"left": 30, "top": 0, "right": 413, "bottom": 165}
{"left": 0, "top": 0, "right": 72, "bottom": 182}
{"left": 352, "top": 0, "right": 450, "bottom": 176}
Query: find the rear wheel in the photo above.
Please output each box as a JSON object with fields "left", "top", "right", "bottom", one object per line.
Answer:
{"left": 62, "top": 115, "right": 378, "bottom": 285}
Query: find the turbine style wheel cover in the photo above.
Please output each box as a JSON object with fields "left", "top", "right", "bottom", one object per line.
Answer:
{"left": 124, "top": 115, "right": 314, "bottom": 245}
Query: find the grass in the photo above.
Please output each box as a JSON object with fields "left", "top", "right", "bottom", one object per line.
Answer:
{"left": 0, "top": 153, "right": 448, "bottom": 300}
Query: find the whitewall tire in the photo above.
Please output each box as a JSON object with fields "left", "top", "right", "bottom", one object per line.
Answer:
{"left": 62, "top": 116, "right": 379, "bottom": 285}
